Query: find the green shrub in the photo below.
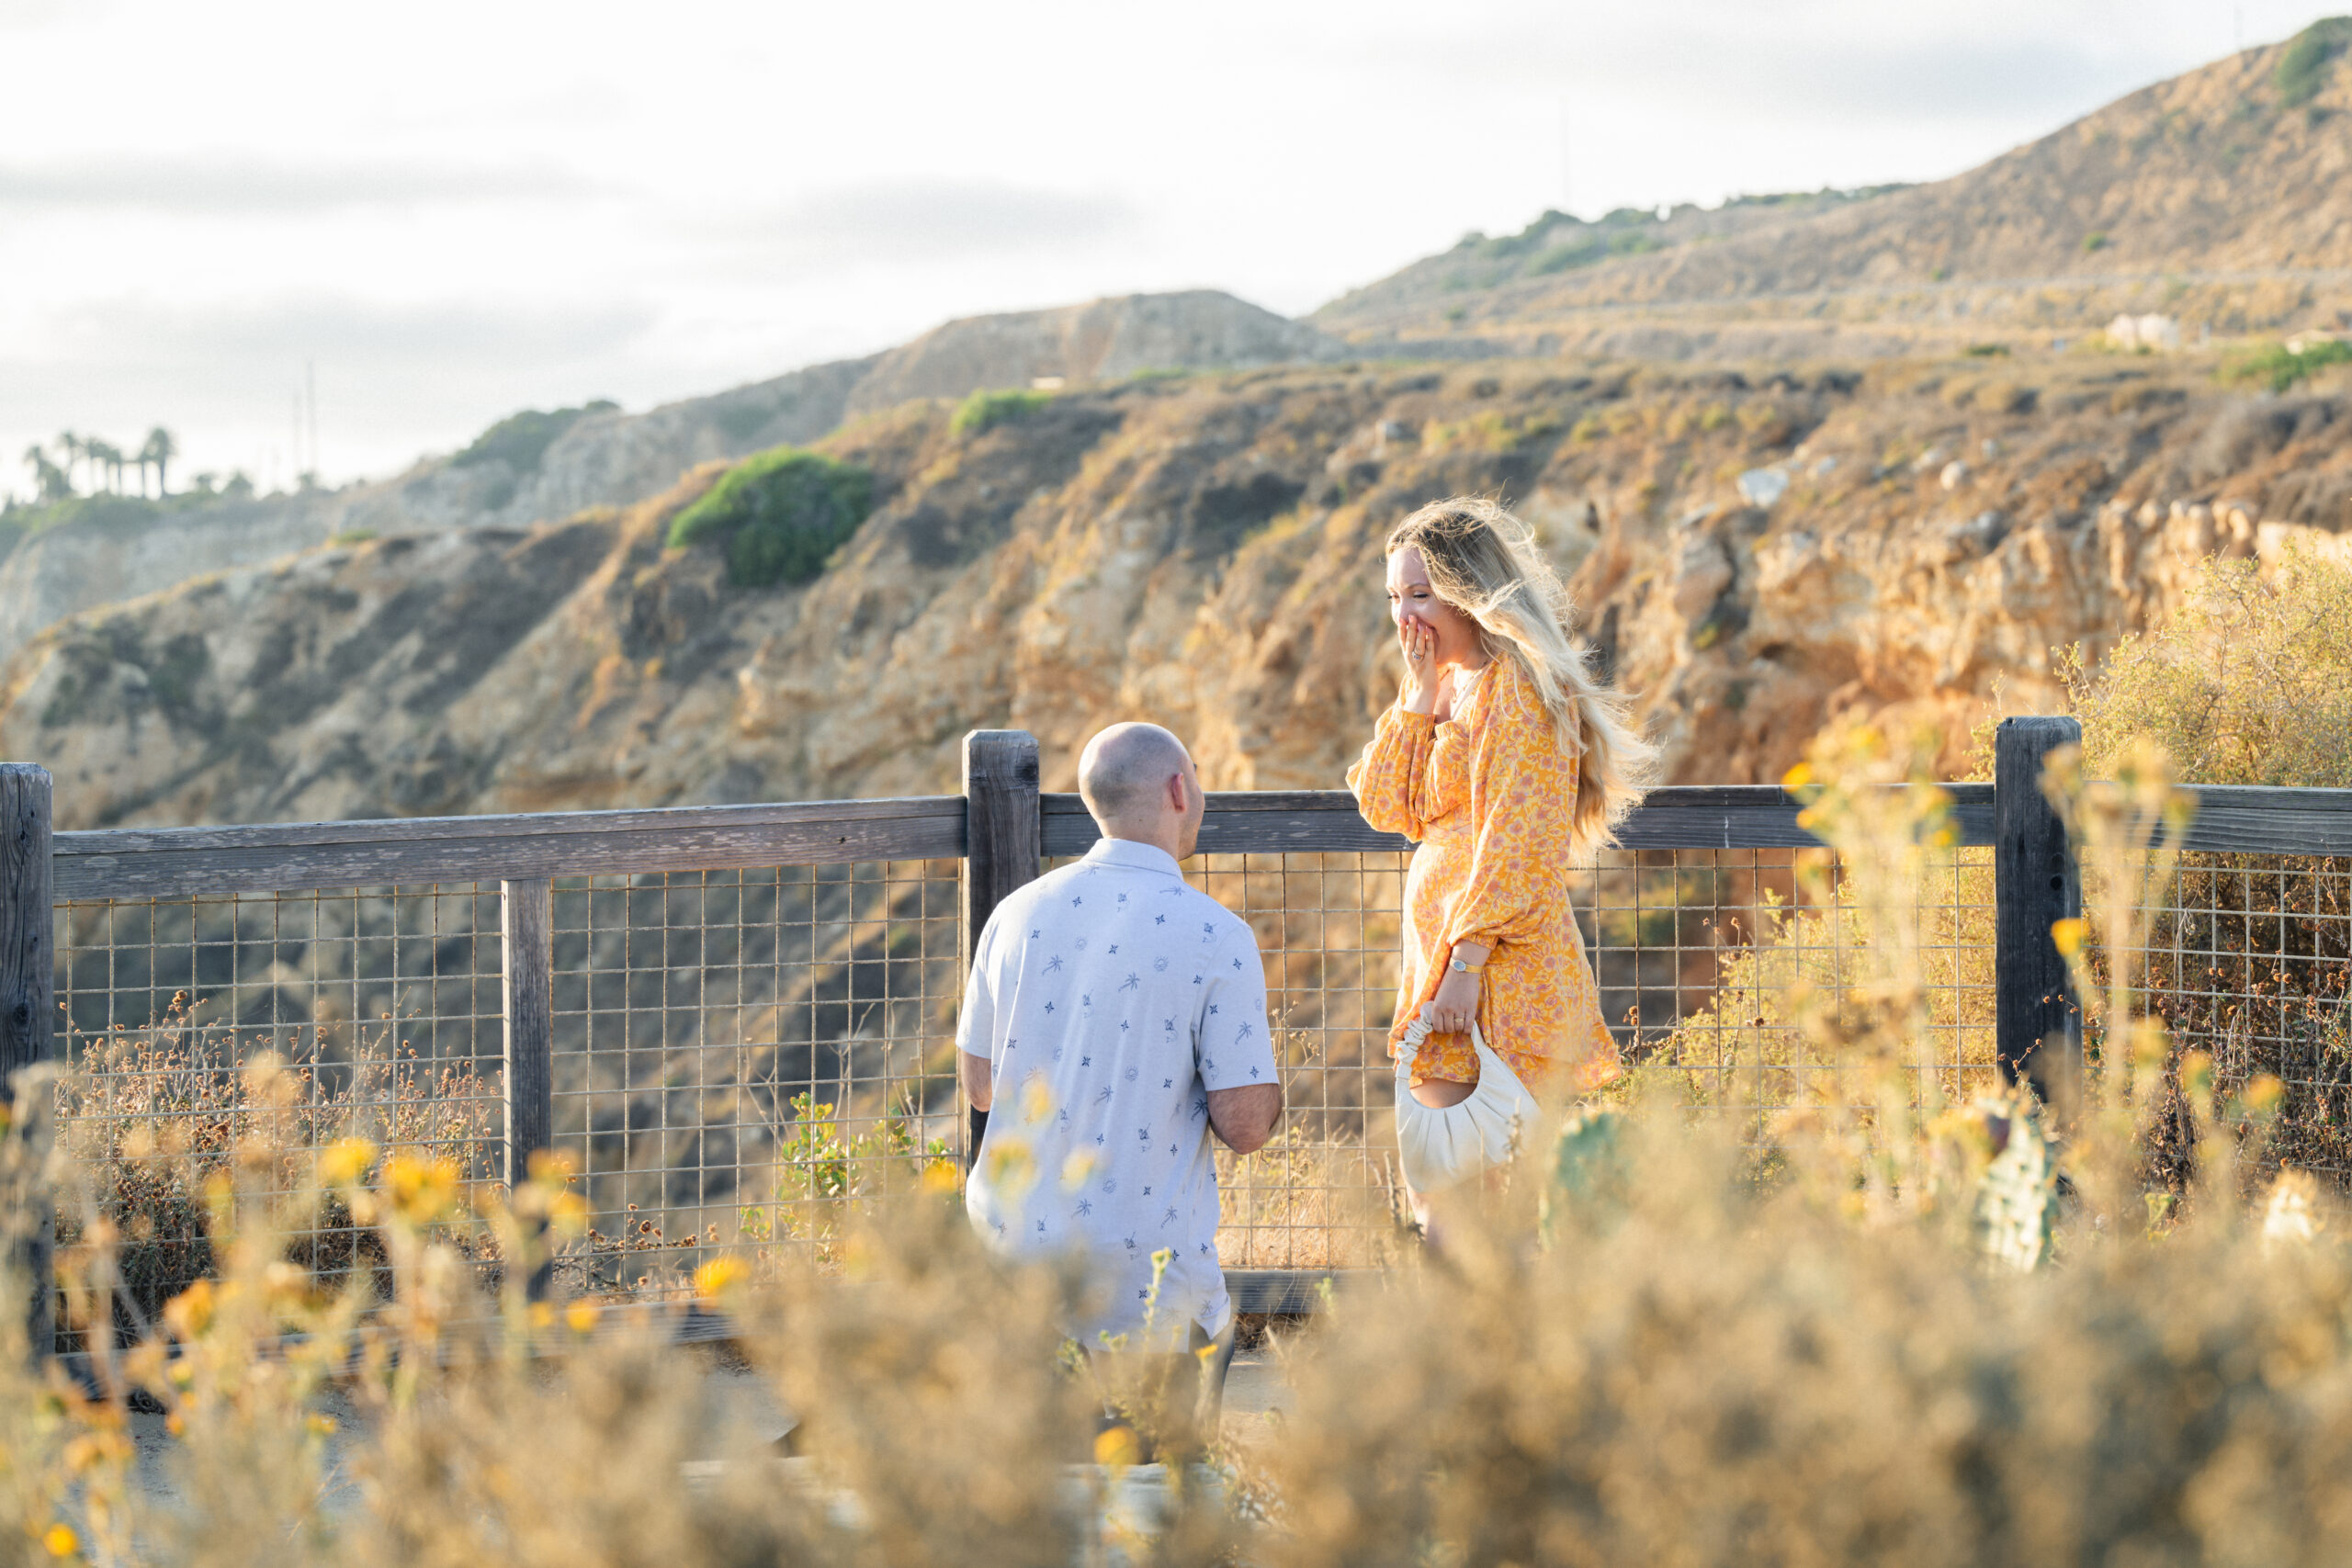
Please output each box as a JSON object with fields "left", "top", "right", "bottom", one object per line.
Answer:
{"left": 2063, "top": 545, "right": 2352, "bottom": 787}
{"left": 2225, "top": 335, "right": 2352, "bottom": 392}
{"left": 949, "top": 387, "right": 1052, "bottom": 438}
{"left": 450, "top": 399, "right": 617, "bottom": 472}
{"left": 665, "top": 446, "right": 874, "bottom": 588}
{"left": 2277, "top": 17, "right": 2351, "bottom": 108}
{"left": 2081, "top": 231, "right": 2109, "bottom": 254}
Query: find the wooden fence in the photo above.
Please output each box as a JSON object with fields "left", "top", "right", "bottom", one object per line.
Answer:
{"left": 6, "top": 715, "right": 2352, "bottom": 1337}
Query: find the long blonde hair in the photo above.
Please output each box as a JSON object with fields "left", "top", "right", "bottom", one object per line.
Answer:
{"left": 1387, "top": 496, "right": 1655, "bottom": 847}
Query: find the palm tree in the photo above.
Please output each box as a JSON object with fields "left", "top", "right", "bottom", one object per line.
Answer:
{"left": 53, "top": 432, "right": 82, "bottom": 495}
{"left": 86, "top": 440, "right": 121, "bottom": 494}
{"left": 141, "top": 428, "right": 177, "bottom": 497}
{"left": 22, "top": 446, "right": 70, "bottom": 503}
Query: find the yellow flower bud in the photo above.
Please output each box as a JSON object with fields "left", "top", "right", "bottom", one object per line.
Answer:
{"left": 1093, "top": 1425, "right": 1141, "bottom": 1469}
{"left": 2050, "top": 918, "right": 2088, "bottom": 959}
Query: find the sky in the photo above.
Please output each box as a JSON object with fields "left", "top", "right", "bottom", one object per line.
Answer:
{"left": 1, "top": 0, "right": 2340, "bottom": 498}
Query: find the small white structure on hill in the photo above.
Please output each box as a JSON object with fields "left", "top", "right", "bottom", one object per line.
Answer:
{"left": 2107, "top": 314, "right": 2183, "bottom": 353}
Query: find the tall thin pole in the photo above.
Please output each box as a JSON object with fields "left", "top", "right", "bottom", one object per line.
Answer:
{"left": 305, "top": 360, "right": 318, "bottom": 480}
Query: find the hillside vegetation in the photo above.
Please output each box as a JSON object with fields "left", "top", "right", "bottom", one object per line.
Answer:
{"left": 1318, "top": 21, "right": 2352, "bottom": 356}
{"left": 8, "top": 344, "right": 2351, "bottom": 828}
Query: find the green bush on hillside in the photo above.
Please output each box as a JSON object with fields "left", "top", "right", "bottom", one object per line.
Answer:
{"left": 949, "top": 388, "right": 1051, "bottom": 438}
{"left": 665, "top": 446, "right": 873, "bottom": 589}
{"left": 451, "top": 399, "right": 618, "bottom": 473}
{"left": 2276, "top": 17, "right": 2352, "bottom": 108}
{"left": 2226, "top": 336, "right": 2352, "bottom": 392}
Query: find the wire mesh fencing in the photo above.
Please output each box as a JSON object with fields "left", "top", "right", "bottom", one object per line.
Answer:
{"left": 2094, "top": 852, "right": 2352, "bottom": 1184}
{"left": 52, "top": 885, "right": 508, "bottom": 1341}
{"left": 548, "top": 858, "right": 963, "bottom": 1292}
{"left": 1609, "top": 845, "right": 2003, "bottom": 1128}
{"left": 46, "top": 859, "right": 967, "bottom": 1329}
{"left": 45, "top": 826, "right": 2010, "bottom": 1323}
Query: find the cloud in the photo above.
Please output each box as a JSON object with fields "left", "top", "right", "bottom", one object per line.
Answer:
{"left": 1, "top": 292, "right": 669, "bottom": 482}
{"left": 23, "top": 291, "right": 658, "bottom": 371}
{"left": 723, "top": 178, "right": 1141, "bottom": 271}
{"left": 1328, "top": 6, "right": 2188, "bottom": 129}
{"left": 0, "top": 157, "right": 602, "bottom": 215}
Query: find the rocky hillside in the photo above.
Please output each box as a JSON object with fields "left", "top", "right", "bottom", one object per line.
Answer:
{"left": 10, "top": 346, "right": 2350, "bottom": 829}
{"left": 1318, "top": 21, "right": 2352, "bottom": 356}
{"left": 0, "top": 291, "right": 1329, "bottom": 670}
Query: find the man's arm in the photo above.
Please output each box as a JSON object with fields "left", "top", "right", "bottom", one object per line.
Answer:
{"left": 957, "top": 911, "right": 1001, "bottom": 1166}
{"left": 959, "top": 1046, "right": 993, "bottom": 1112}
{"left": 1207, "top": 1082, "right": 1282, "bottom": 1155}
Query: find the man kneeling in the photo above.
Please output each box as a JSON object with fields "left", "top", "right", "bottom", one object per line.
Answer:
{"left": 958, "top": 723, "right": 1282, "bottom": 1450}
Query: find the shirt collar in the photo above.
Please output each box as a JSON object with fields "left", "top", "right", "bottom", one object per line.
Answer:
{"left": 1081, "top": 837, "right": 1184, "bottom": 879}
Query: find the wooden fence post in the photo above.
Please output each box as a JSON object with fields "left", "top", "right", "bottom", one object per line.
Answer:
{"left": 501, "top": 876, "right": 555, "bottom": 1297}
{"left": 1995, "top": 717, "right": 2082, "bottom": 1111}
{"left": 961, "top": 732, "right": 1040, "bottom": 1160}
{"left": 962, "top": 731, "right": 1043, "bottom": 974}
{"left": 0, "top": 767, "right": 53, "bottom": 1358}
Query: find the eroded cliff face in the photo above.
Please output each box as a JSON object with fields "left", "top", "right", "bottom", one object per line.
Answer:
{"left": 6, "top": 354, "right": 2348, "bottom": 829}
{"left": 0, "top": 291, "right": 1338, "bottom": 674}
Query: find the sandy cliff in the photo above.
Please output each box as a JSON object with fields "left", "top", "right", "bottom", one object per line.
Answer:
{"left": 7, "top": 352, "right": 2347, "bottom": 829}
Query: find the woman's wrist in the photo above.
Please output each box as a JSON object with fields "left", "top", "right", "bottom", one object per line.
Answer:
{"left": 1448, "top": 942, "right": 1491, "bottom": 974}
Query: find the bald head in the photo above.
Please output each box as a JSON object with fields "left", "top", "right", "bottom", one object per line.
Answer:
{"left": 1079, "top": 723, "right": 1204, "bottom": 857}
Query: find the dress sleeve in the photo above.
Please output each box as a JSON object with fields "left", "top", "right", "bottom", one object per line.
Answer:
{"left": 1442, "top": 668, "right": 1580, "bottom": 953}
{"left": 1346, "top": 704, "right": 1437, "bottom": 840}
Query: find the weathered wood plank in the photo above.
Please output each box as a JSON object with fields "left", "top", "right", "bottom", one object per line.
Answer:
{"left": 501, "top": 876, "right": 555, "bottom": 1301}
{"left": 2168, "top": 785, "right": 2352, "bottom": 855}
{"left": 962, "top": 733, "right": 1040, "bottom": 1168}
{"left": 500, "top": 879, "right": 555, "bottom": 1190}
{"left": 54, "top": 796, "right": 967, "bottom": 899}
{"left": 0, "top": 767, "right": 53, "bottom": 1358}
{"left": 1995, "top": 718, "right": 2082, "bottom": 1104}
{"left": 1044, "top": 784, "right": 1996, "bottom": 857}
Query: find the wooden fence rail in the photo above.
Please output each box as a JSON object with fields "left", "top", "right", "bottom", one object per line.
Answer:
{"left": 17, "top": 716, "right": 2352, "bottom": 1345}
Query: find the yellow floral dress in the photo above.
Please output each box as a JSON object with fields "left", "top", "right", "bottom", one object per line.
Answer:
{"left": 1345, "top": 655, "right": 1619, "bottom": 1097}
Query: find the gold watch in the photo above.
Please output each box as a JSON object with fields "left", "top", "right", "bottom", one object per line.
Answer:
{"left": 1449, "top": 955, "right": 1483, "bottom": 975}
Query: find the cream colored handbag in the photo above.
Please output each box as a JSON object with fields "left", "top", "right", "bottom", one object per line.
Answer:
{"left": 1393, "top": 1010, "right": 1543, "bottom": 1194}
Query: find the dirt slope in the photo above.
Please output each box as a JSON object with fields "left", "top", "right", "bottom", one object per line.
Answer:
{"left": 1318, "top": 23, "right": 2352, "bottom": 354}
{"left": 8, "top": 350, "right": 2350, "bottom": 829}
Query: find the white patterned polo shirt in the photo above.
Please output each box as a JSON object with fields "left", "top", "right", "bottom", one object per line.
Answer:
{"left": 959, "top": 837, "right": 1275, "bottom": 1349}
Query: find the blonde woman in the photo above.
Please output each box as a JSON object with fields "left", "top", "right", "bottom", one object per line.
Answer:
{"left": 1347, "top": 497, "right": 1651, "bottom": 1125}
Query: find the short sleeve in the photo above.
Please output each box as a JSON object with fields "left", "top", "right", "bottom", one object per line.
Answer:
{"left": 956, "top": 908, "right": 1002, "bottom": 1060}
{"left": 1194, "top": 918, "right": 1275, "bottom": 1090}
